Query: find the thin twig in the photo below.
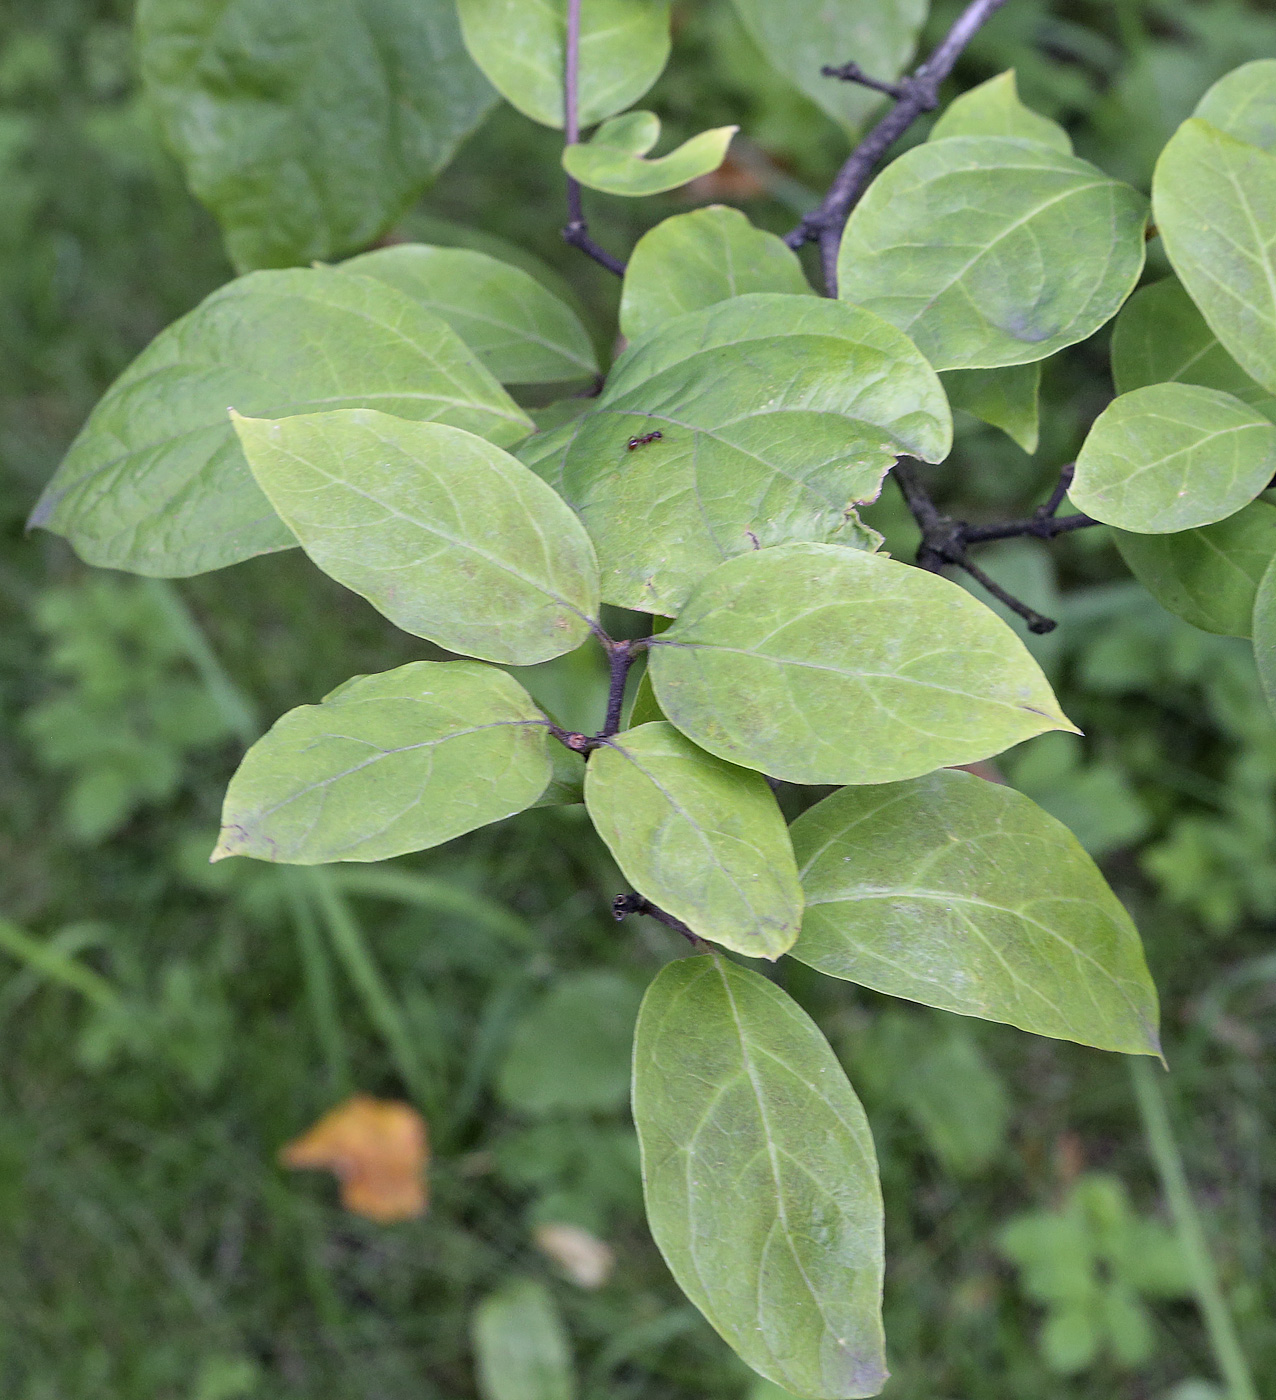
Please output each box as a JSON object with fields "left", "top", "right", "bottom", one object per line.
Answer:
{"left": 601, "top": 640, "right": 637, "bottom": 739}
{"left": 561, "top": 0, "right": 626, "bottom": 277}
{"left": 613, "top": 893, "right": 706, "bottom": 949}
{"left": 787, "top": 0, "right": 1012, "bottom": 294}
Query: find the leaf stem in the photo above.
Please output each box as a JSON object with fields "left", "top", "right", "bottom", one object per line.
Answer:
{"left": 1129, "top": 1057, "right": 1258, "bottom": 1400}
{"left": 600, "top": 640, "right": 637, "bottom": 738}
{"left": 561, "top": 0, "right": 626, "bottom": 276}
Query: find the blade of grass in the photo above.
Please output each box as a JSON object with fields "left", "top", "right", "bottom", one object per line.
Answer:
{"left": 282, "top": 869, "right": 353, "bottom": 1098}
{"left": 0, "top": 917, "right": 121, "bottom": 1012}
{"left": 326, "top": 867, "right": 537, "bottom": 949}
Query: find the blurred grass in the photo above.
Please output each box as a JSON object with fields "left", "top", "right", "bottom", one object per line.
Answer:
{"left": 0, "top": 2, "right": 1272, "bottom": 1397}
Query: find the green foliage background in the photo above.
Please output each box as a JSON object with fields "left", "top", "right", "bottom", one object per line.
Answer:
{"left": 0, "top": 1, "right": 1272, "bottom": 1396}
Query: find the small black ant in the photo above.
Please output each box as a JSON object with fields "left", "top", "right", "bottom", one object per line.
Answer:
{"left": 627, "top": 430, "right": 663, "bottom": 450}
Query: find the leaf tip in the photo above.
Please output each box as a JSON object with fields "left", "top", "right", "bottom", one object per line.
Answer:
{"left": 210, "top": 825, "right": 248, "bottom": 863}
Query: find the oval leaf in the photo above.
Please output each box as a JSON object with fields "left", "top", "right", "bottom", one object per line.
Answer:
{"left": 1193, "top": 59, "right": 1276, "bottom": 152}
{"left": 941, "top": 362, "right": 1042, "bottom": 454}
{"left": 648, "top": 542, "right": 1074, "bottom": 785}
{"left": 472, "top": 1278, "right": 577, "bottom": 1400}
{"left": 620, "top": 206, "right": 813, "bottom": 343}
{"left": 1153, "top": 118, "right": 1276, "bottom": 397}
{"left": 560, "top": 294, "right": 951, "bottom": 614}
{"left": 585, "top": 722, "right": 803, "bottom": 959}
{"left": 1111, "top": 276, "right": 1276, "bottom": 419}
{"left": 137, "top": 0, "right": 496, "bottom": 272}
{"left": 214, "top": 661, "right": 553, "bottom": 864}
{"left": 456, "top": 0, "right": 670, "bottom": 129}
{"left": 729, "top": 0, "right": 925, "bottom": 133}
{"left": 634, "top": 953, "right": 886, "bottom": 1399}
{"left": 838, "top": 136, "right": 1147, "bottom": 369}
{"left": 1072, "top": 383, "right": 1276, "bottom": 533}
{"left": 340, "top": 244, "right": 597, "bottom": 384}
{"left": 790, "top": 771, "right": 1161, "bottom": 1056}
{"left": 562, "top": 112, "right": 737, "bottom": 196}
{"left": 1253, "top": 552, "right": 1276, "bottom": 718}
{"left": 28, "top": 268, "right": 532, "bottom": 578}
{"left": 929, "top": 70, "right": 1071, "bottom": 152}
{"left": 233, "top": 410, "right": 599, "bottom": 665}
{"left": 1113, "top": 500, "right": 1276, "bottom": 637}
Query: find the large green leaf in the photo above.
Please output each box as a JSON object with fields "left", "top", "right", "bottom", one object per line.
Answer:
{"left": 648, "top": 542, "right": 1073, "bottom": 785}
{"left": 472, "top": 1278, "right": 576, "bottom": 1400}
{"left": 562, "top": 111, "right": 736, "bottom": 196}
{"left": 558, "top": 294, "right": 951, "bottom": 614}
{"left": 213, "top": 661, "right": 554, "bottom": 864}
{"left": 584, "top": 722, "right": 802, "bottom": 959}
{"left": 1113, "top": 500, "right": 1276, "bottom": 638}
{"left": 929, "top": 70, "right": 1071, "bottom": 152}
{"left": 1253, "top": 552, "right": 1276, "bottom": 718}
{"left": 340, "top": 244, "right": 597, "bottom": 384}
{"left": 619, "top": 206, "right": 813, "bottom": 343}
{"left": 136, "top": 0, "right": 495, "bottom": 272}
{"left": 1193, "top": 59, "right": 1276, "bottom": 152}
{"left": 1153, "top": 119, "right": 1276, "bottom": 397}
{"left": 1110, "top": 277, "right": 1276, "bottom": 419}
{"left": 838, "top": 137, "right": 1147, "bottom": 370}
{"left": 941, "top": 362, "right": 1042, "bottom": 454}
{"left": 729, "top": 0, "right": 925, "bottom": 133}
{"left": 790, "top": 771, "right": 1161, "bottom": 1055}
{"left": 633, "top": 953, "right": 886, "bottom": 1399}
{"left": 233, "top": 410, "right": 599, "bottom": 664}
{"left": 28, "top": 268, "right": 531, "bottom": 578}
{"left": 1071, "top": 383, "right": 1276, "bottom": 533}
{"left": 456, "top": 0, "right": 670, "bottom": 129}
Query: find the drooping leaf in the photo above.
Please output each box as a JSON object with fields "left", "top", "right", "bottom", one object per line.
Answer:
{"left": 232, "top": 410, "right": 599, "bottom": 665}
{"left": 626, "top": 670, "right": 666, "bottom": 726}
{"left": 562, "top": 111, "right": 736, "bottom": 196}
{"left": 533, "top": 743, "right": 587, "bottom": 808}
{"left": 648, "top": 542, "right": 1074, "bottom": 785}
{"left": 559, "top": 294, "right": 951, "bottom": 614}
{"left": 1153, "top": 119, "right": 1276, "bottom": 397}
{"left": 790, "top": 771, "right": 1161, "bottom": 1055}
{"left": 279, "top": 1094, "right": 429, "bottom": 1222}
{"left": 941, "top": 362, "right": 1042, "bottom": 454}
{"left": 497, "top": 972, "right": 642, "bottom": 1116}
{"left": 1252, "top": 551, "right": 1276, "bottom": 718}
{"left": 929, "top": 70, "right": 1071, "bottom": 152}
{"left": 633, "top": 953, "right": 886, "bottom": 1399}
{"left": 729, "top": 0, "right": 926, "bottom": 133}
{"left": 1113, "top": 500, "right": 1276, "bottom": 637}
{"left": 456, "top": 0, "right": 670, "bottom": 129}
{"left": 620, "top": 206, "right": 812, "bottom": 343}
{"left": 340, "top": 244, "right": 597, "bottom": 384}
{"left": 472, "top": 1279, "right": 577, "bottom": 1400}
{"left": 1193, "top": 59, "right": 1276, "bottom": 152}
{"left": 1071, "top": 384, "right": 1276, "bottom": 533}
{"left": 839, "top": 137, "right": 1147, "bottom": 370}
{"left": 1110, "top": 277, "right": 1276, "bottom": 420}
{"left": 584, "top": 722, "right": 802, "bottom": 959}
{"left": 28, "top": 268, "right": 531, "bottom": 578}
{"left": 213, "top": 661, "right": 554, "bottom": 864}
{"left": 136, "top": 0, "right": 496, "bottom": 272}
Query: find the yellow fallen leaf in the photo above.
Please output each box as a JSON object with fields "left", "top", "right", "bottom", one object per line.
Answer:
{"left": 533, "top": 1221, "right": 616, "bottom": 1289}
{"left": 280, "top": 1094, "right": 428, "bottom": 1223}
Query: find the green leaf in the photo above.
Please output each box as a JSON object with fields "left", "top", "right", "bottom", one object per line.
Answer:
{"left": 1153, "top": 119, "right": 1276, "bottom": 397}
{"left": 729, "top": 0, "right": 926, "bottom": 133}
{"left": 339, "top": 244, "right": 597, "bottom": 384}
{"left": 472, "top": 1278, "right": 576, "bottom": 1400}
{"left": 929, "top": 70, "right": 1071, "bottom": 152}
{"left": 456, "top": 0, "right": 670, "bottom": 129}
{"left": 648, "top": 542, "right": 1074, "bottom": 786}
{"left": 232, "top": 410, "right": 599, "bottom": 665}
{"left": 213, "top": 661, "right": 553, "bottom": 864}
{"left": 839, "top": 137, "right": 1147, "bottom": 370}
{"left": 136, "top": 0, "right": 495, "bottom": 272}
{"left": 1071, "top": 384, "right": 1276, "bottom": 533}
{"left": 626, "top": 670, "right": 665, "bottom": 726}
{"left": 584, "top": 722, "right": 802, "bottom": 959}
{"left": 559, "top": 294, "right": 950, "bottom": 614}
{"left": 497, "top": 971, "right": 642, "bottom": 1115}
{"left": 941, "top": 363, "right": 1042, "bottom": 454}
{"left": 620, "top": 206, "right": 813, "bottom": 344}
{"left": 1251, "top": 551, "right": 1276, "bottom": 718}
{"left": 562, "top": 111, "right": 736, "bottom": 196}
{"left": 1110, "top": 277, "right": 1276, "bottom": 419}
{"left": 28, "top": 268, "right": 531, "bottom": 578}
{"left": 633, "top": 953, "right": 886, "bottom": 1399}
{"left": 1113, "top": 500, "right": 1276, "bottom": 638}
{"left": 790, "top": 770, "right": 1161, "bottom": 1055}
{"left": 1193, "top": 59, "right": 1276, "bottom": 152}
